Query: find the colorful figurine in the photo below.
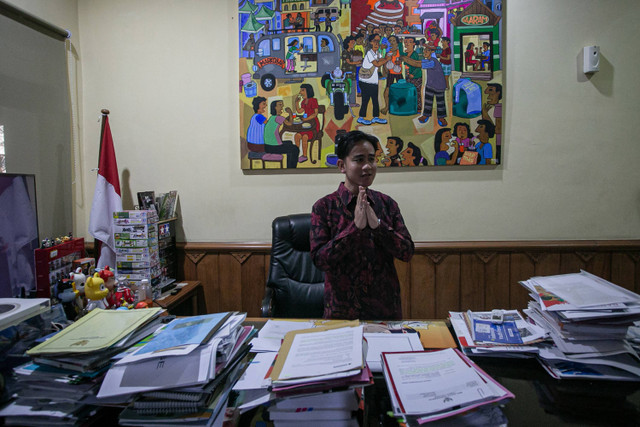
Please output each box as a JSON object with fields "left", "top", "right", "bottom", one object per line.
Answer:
{"left": 99, "top": 266, "right": 117, "bottom": 308}
{"left": 112, "top": 276, "right": 135, "bottom": 309}
{"left": 85, "top": 272, "right": 109, "bottom": 311}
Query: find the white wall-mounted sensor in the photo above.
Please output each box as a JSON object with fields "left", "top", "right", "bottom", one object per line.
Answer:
{"left": 583, "top": 45, "right": 600, "bottom": 74}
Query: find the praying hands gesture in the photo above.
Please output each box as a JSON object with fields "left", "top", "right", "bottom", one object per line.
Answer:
{"left": 354, "top": 186, "right": 380, "bottom": 230}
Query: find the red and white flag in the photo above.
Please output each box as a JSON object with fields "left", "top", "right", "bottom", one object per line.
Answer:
{"left": 89, "top": 115, "right": 122, "bottom": 268}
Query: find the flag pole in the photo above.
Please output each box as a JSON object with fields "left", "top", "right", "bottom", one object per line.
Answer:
{"left": 94, "top": 108, "right": 110, "bottom": 264}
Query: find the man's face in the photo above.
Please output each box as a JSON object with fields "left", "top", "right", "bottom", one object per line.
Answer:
{"left": 338, "top": 140, "right": 377, "bottom": 193}
{"left": 485, "top": 86, "right": 500, "bottom": 105}
{"left": 386, "top": 138, "right": 399, "bottom": 155}
{"left": 371, "top": 36, "right": 381, "bottom": 50}
{"left": 404, "top": 38, "right": 415, "bottom": 52}
{"left": 258, "top": 100, "right": 267, "bottom": 113}
{"left": 275, "top": 101, "right": 283, "bottom": 115}
{"left": 475, "top": 124, "right": 487, "bottom": 137}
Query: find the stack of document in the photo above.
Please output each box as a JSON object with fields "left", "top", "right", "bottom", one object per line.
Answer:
{"left": 266, "top": 325, "right": 372, "bottom": 425}
{"left": 96, "top": 312, "right": 255, "bottom": 425}
{"left": 381, "top": 348, "right": 513, "bottom": 425}
{"left": 520, "top": 270, "right": 640, "bottom": 380}
{"left": 268, "top": 389, "right": 360, "bottom": 427}
{"left": 0, "top": 308, "right": 165, "bottom": 426}
{"left": 449, "top": 309, "right": 548, "bottom": 357}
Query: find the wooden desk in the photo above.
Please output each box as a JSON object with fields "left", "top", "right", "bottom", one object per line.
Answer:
{"left": 154, "top": 281, "right": 206, "bottom": 316}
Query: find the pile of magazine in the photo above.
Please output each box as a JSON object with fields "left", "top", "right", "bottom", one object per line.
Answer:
{"left": 0, "top": 308, "right": 165, "bottom": 426}
{"left": 520, "top": 270, "right": 640, "bottom": 380}
{"left": 96, "top": 312, "right": 255, "bottom": 426}
{"left": 449, "top": 309, "right": 549, "bottom": 358}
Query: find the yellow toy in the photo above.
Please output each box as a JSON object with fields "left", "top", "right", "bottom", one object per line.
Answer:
{"left": 85, "top": 272, "right": 109, "bottom": 311}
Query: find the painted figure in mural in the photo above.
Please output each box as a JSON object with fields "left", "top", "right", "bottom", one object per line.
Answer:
{"left": 481, "top": 42, "right": 491, "bottom": 70}
{"left": 433, "top": 127, "right": 458, "bottom": 166}
{"left": 381, "top": 35, "right": 403, "bottom": 115}
{"left": 286, "top": 39, "right": 300, "bottom": 72}
{"left": 325, "top": 11, "right": 333, "bottom": 32}
{"left": 314, "top": 13, "right": 321, "bottom": 32}
{"left": 294, "top": 12, "right": 304, "bottom": 32}
{"left": 374, "top": 139, "right": 385, "bottom": 166}
{"left": 382, "top": 136, "right": 403, "bottom": 167}
{"left": 473, "top": 120, "right": 495, "bottom": 165}
{"left": 439, "top": 37, "right": 452, "bottom": 90}
{"left": 400, "top": 37, "right": 422, "bottom": 114}
{"left": 426, "top": 21, "right": 442, "bottom": 47}
{"left": 401, "top": 142, "right": 428, "bottom": 166}
{"left": 465, "top": 42, "right": 479, "bottom": 71}
{"left": 401, "top": 42, "right": 447, "bottom": 125}
{"left": 320, "top": 38, "right": 330, "bottom": 53}
{"left": 246, "top": 96, "right": 268, "bottom": 153}
{"left": 482, "top": 83, "right": 502, "bottom": 160}
{"left": 264, "top": 100, "right": 300, "bottom": 168}
{"left": 357, "top": 34, "right": 388, "bottom": 126}
{"left": 242, "top": 33, "right": 255, "bottom": 58}
{"left": 379, "top": 0, "right": 401, "bottom": 10}
{"left": 294, "top": 83, "right": 320, "bottom": 163}
{"left": 341, "top": 35, "right": 361, "bottom": 107}
{"left": 452, "top": 122, "right": 474, "bottom": 161}
{"left": 283, "top": 13, "right": 294, "bottom": 32}
{"left": 310, "top": 130, "right": 414, "bottom": 320}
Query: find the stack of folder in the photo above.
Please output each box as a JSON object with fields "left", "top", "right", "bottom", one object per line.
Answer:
{"left": 520, "top": 271, "right": 640, "bottom": 380}
{"left": 96, "top": 312, "right": 256, "bottom": 426}
{"left": 381, "top": 348, "right": 513, "bottom": 425}
{"left": 266, "top": 324, "right": 372, "bottom": 426}
{"left": 0, "top": 308, "right": 165, "bottom": 426}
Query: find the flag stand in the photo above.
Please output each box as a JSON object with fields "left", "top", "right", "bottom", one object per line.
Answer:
{"left": 94, "top": 109, "right": 109, "bottom": 263}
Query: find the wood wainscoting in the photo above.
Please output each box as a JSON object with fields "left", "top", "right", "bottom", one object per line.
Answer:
{"left": 174, "top": 240, "right": 640, "bottom": 319}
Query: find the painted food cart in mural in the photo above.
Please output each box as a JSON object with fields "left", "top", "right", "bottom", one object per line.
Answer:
{"left": 239, "top": 0, "right": 503, "bottom": 170}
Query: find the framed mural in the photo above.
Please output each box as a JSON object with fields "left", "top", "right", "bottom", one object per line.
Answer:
{"left": 239, "top": 0, "right": 503, "bottom": 170}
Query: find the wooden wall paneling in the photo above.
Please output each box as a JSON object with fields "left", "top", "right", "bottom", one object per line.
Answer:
{"left": 533, "top": 253, "right": 561, "bottom": 278}
{"left": 559, "top": 252, "right": 587, "bottom": 275}
{"left": 484, "top": 253, "right": 511, "bottom": 310}
{"left": 434, "top": 254, "right": 461, "bottom": 318}
{"left": 197, "top": 254, "right": 219, "bottom": 313}
{"left": 395, "top": 259, "right": 411, "bottom": 318}
{"left": 238, "top": 253, "right": 267, "bottom": 317}
{"left": 408, "top": 254, "right": 435, "bottom": 319}
{"left": 217, "top": 253, "right": 243, "bottom": 314}
{"left": 509, "top": 253, "right": 535, "bottom": 310}
{"left": 460, "top": 253, "right": 485, "bottom": 311}
{"left": 611, "top": 252, "right": 639, "bottom": 293}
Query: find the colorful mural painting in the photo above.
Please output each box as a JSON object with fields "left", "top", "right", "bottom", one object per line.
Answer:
{"left": 239, "top": 0, "right": 503, "bottom": 170}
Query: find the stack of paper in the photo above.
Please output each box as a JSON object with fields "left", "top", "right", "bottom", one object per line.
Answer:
{"left": 520, "top": 271, "right": 640, "bottom": 380}
{"left": 449, "top": 309, "right": 548, "bottom": 358}
{"left": 268, "top": 389, "right": 360, "bottom": 427}
{"left": 381, "top": 348, "right": 513, "bottom": 425}
{"left": 96, "top": 312, "right": 255, "bottom": 425}
{"left": 0, "top": 308, "right": 165, "bottom": 426}
{"left": 266, "top": 325, "right": 372, "bottom": 425}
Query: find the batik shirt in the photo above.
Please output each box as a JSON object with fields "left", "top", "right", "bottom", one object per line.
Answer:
{"left": 310, "top": 183, "right": 414, "bottom": 320}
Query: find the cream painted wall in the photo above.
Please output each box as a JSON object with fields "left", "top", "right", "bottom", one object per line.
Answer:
{"left": 8, "top": 0, "right": 640, "bottom": 242}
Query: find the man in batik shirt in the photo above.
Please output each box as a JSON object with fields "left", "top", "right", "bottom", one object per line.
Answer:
{"left": 310, "top": 131, "right": 414, "bottom": 320}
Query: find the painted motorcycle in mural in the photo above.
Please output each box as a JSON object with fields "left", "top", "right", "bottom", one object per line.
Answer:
{"left": 322, "top": 67, "right": 352, "bottom": 121}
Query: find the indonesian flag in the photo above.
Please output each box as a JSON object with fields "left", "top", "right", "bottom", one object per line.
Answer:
{"left": 88, "top": 115, "right": 122, "bottom": 268}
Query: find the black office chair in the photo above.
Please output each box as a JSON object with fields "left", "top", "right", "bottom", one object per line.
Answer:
{"left": 260, "top": 213, "right": 325, "bottom": 318}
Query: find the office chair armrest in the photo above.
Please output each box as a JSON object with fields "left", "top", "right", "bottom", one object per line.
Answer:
{"left": 260, "top": 287, "right": 274, "bottom": 318}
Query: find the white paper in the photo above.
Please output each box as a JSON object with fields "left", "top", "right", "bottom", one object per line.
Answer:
{"left": 382, "top": 348, "right": 497, "bottom": 415}
{"left": 233, "top": 352, "right": 276, "bottom": 390}
{"left": 363, "top": 333, "right": 423, "bottom": 372}
{"left": 250, "top": 319, "right": 314, "bottom": 352}
{"left": 278, "top": 326, "right": 363, "bottom": 380}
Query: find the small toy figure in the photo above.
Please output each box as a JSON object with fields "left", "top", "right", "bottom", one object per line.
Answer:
{"left": 70, "top": 267, "right": 87, "bottom": 310}
{"left": 57, "top": 279, "right": 78, "bottom": 321}
{"left": 99, "top": 266, "right": 117, "bottom": 308}
{"left": 112, "top": 276, "right": 135, "bottom": 308}
{"left": 85, "top": 272, "right": 109, "bottom": 311}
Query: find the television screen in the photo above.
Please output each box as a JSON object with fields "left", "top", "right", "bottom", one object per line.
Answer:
{"left": 0, "top": 173, "right": 39, "bottom": 297}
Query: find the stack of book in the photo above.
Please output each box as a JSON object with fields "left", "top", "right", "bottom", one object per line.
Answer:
{"left": 520, "top": 270, "right": 640, "bottom": 380}
{"left": 96, "top": 312, "right": 255, "bottom": 426}
{"left": 266, "top": 325, "right": 372, "bottom": 426}
{"left": 381, "top": 348, "right": 513, "bottom": 425}
{"left": 114, "top": 210, "right": 162, "bottom": 288}
{"left": 0, "top": 308, "right": 164, "bottom": 426}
